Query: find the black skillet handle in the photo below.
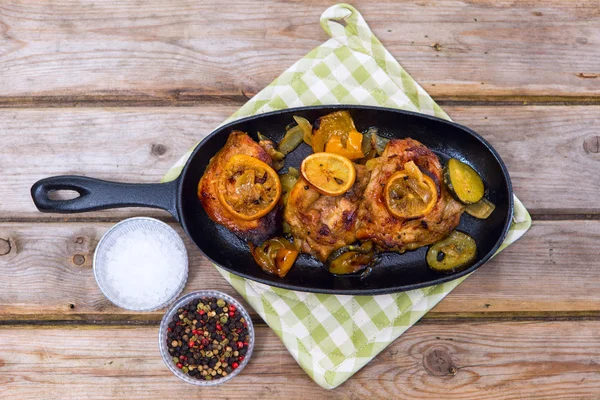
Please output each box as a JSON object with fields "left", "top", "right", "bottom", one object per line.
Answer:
{"left": 31, "top": 175, "right": 180, "bottom": 221}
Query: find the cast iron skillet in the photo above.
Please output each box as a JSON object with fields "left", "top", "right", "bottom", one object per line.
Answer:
{"left": 31, "top": 105, "right": 513, "bottom": 295}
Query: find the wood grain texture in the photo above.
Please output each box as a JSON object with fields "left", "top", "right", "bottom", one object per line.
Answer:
{"left": 0, "top": 222, "right": 249, "bottom": 321}
{"left": 0, "top": 220, "right": 599, "bottom": 320}
{"left": 0, "top": 106, "right": 236, "bottom": 221}
{"left": 2, "top": 106, "right": 599, "bottom": 220}
{"left": 0, "top": 0, "right": 598, "bottom": 102}
{"left": 2, "top": 321, "right": 600, "bottom": 399}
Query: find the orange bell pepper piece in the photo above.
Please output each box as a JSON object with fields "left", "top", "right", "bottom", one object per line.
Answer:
{"left": 275, "top": 248, "right": 299, "bottom": 278}
{"left": 324, "top": 130, "right": 364, "bottom": 160}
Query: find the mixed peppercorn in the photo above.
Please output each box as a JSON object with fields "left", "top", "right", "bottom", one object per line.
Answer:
{"left": 166, "top": 296, "right": 250, "bottom": 381}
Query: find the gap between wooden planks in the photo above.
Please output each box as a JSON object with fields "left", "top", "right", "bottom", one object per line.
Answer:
{"left": 1, "top": 219, "right": 600, "bottom": 321}
{"left": 2, "top": 96, "right": 600, "bottom": 109}
{"left": 1, "top": 105, "right": 599, "bottom": 220}
{"left": 1, "top": 322, "right": 600, "bottom": 399}
{"left": 0, "top": 0, "right": 598, "bottom": 101}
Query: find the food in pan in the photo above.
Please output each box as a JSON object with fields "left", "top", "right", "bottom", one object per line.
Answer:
{"left": 249, "top": 237, "right": 299, "bottom": 278}
{"left": 355, "top": 139, "right": 464, "bottom": 253}
{"left": 197, "top": 131, "right": 281, "bottom": 244}
{"left": 198, "top": 111, "right": 495, "bottom": 278}
{"left": 285, "top": 162, "right": 370, "bottom": 262}
{"left": 326, "top": 241, "right": 375, "bottom": 275}
{"left": 309, "top": 110, "right": 365, "bottom": 160}
{"left": 464, "top": 197, "right": 496, "bottom": 219}
{"left": 444, "top": 158, "right": 484, "bottom": 204}
{"left": 426, "top": 231, "right": 477, "bottom": 273}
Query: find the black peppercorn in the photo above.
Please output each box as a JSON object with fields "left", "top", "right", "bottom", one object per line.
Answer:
{"left": 166, "top": 296, "right": 250, "bottom": 380}
{"left": 436, "top": 251, "right": 446, "bottom": 262}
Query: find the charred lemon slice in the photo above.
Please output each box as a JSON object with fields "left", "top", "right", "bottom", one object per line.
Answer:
{"left": 217, "top": 154, "right": 281, "bottom": 221}
{"left": 300, "top": 153, "right": 356, "bottom": 196}
{"left": 384, "top": 161, "right": 438, "bottom": 219}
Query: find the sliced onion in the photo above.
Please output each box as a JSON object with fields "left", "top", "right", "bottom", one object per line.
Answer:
{"left": 465, "top": 197, "right": 496, "bottom": 219}
{"left": 278, "top": 125, "right": 304, "bottom": 155}
{"left": 293, "top": 116, "right": 313, "bottom": 146}
{"left": 279, "top": 167, "right": 300, "bottom": 206}
{"left": 326, "top": 241, "right": 375, "bottom": 275}
{"left": 373, "top": 133, "right": 390, "bottom": 155}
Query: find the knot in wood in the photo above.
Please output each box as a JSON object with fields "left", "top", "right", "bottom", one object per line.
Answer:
{"left": 152, "top": 143, "right": 168, "bottom": 156}
{"left": 0, "top": 238, "right": 11, "bottom": 256}
{"left": 68, "top": 232, "right": 94, "bottom": 254}
{"left": 423, "top": 348, "right": 456, "bottom": 376}
{"left": 72, "top": 254, "right": 86, "bottom": 266}
{"left": 583, "top": 136, "right": 600, "bottom": 154}
{"left": 576, "top": 37, "right": 588, "bottom": 45}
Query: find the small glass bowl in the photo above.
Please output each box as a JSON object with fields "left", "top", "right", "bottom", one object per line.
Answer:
{"left": 159, "top": 291, "right": 255, "bottom": 386}
{"left": 93, "top": 217, "right": 188, "bottom": 312}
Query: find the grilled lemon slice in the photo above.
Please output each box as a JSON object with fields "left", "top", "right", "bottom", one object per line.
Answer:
{"left": 384, "top": 161, "right": 438, "bottom": 219}
{"left": 217, "top": 154, "right": 281, "bottom": 221}
{"left": 300, "top": 153, "right": 356, "bottom": 196}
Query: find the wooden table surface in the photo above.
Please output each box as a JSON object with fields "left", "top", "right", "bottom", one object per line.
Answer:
{"left": 1, "top": 1, "right": 599, "bottom": 398}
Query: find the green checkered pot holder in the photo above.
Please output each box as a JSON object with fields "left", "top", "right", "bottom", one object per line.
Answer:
{"left": 164, "top": 3, "right": 532, "bottom": 389}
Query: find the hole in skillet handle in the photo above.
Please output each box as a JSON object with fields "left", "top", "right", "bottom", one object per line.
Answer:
{"left": 47, "top": 189, "right": 81, "bottom": 201}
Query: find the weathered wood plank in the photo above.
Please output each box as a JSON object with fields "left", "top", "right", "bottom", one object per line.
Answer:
{"left": 0, "top": 222, "right": 248, "bottom": 321}
{"left": 434, "top": 219, "right": 600, "bottom": 314}
{"left": 1, "top": 106, "right": 599, "bottom": 220}
{"left": 0, "top": 220, "right": 599, "bottom": 320}
{"left": 2, "top": 321, "right": 600, "bottom": 399}
{"left": 0, "top": 106, "right": 237, "bottom": 221}
{"left": 0, "top": 1, "right": 598, "bottom": 102}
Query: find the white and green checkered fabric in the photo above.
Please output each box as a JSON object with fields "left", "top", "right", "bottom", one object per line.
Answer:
{"left": 164, "top": 3, "right": 532, "bottom": 389}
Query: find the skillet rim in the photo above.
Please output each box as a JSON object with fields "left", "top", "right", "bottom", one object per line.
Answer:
{"left": 177, "top": 104, "right": 514, "bottom": 295}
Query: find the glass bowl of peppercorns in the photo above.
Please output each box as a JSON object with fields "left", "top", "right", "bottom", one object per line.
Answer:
{"left": 159, "top": 290, "right": 254, "bottom": 385}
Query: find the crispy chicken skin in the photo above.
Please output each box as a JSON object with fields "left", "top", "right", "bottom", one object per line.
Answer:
{"left": 356, "top": 138, "right": 464, "bottom": 252}
{"left": 198, "top": 131, "right": 279, "bottom": 244}
{"left": 284, "top": 164, "right": 369, "bottom": 262}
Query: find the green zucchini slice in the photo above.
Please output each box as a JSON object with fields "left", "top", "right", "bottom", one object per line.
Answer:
{"left": 443, "top": 158, "right": 484, "bottom": 204}
{"left": 426, "top": 231, "right": 477, "bottom": 274}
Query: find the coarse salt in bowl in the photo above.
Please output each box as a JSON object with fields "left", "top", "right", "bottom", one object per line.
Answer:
{"left": 93, "top": 217, "right": 188, "bottom": 311}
